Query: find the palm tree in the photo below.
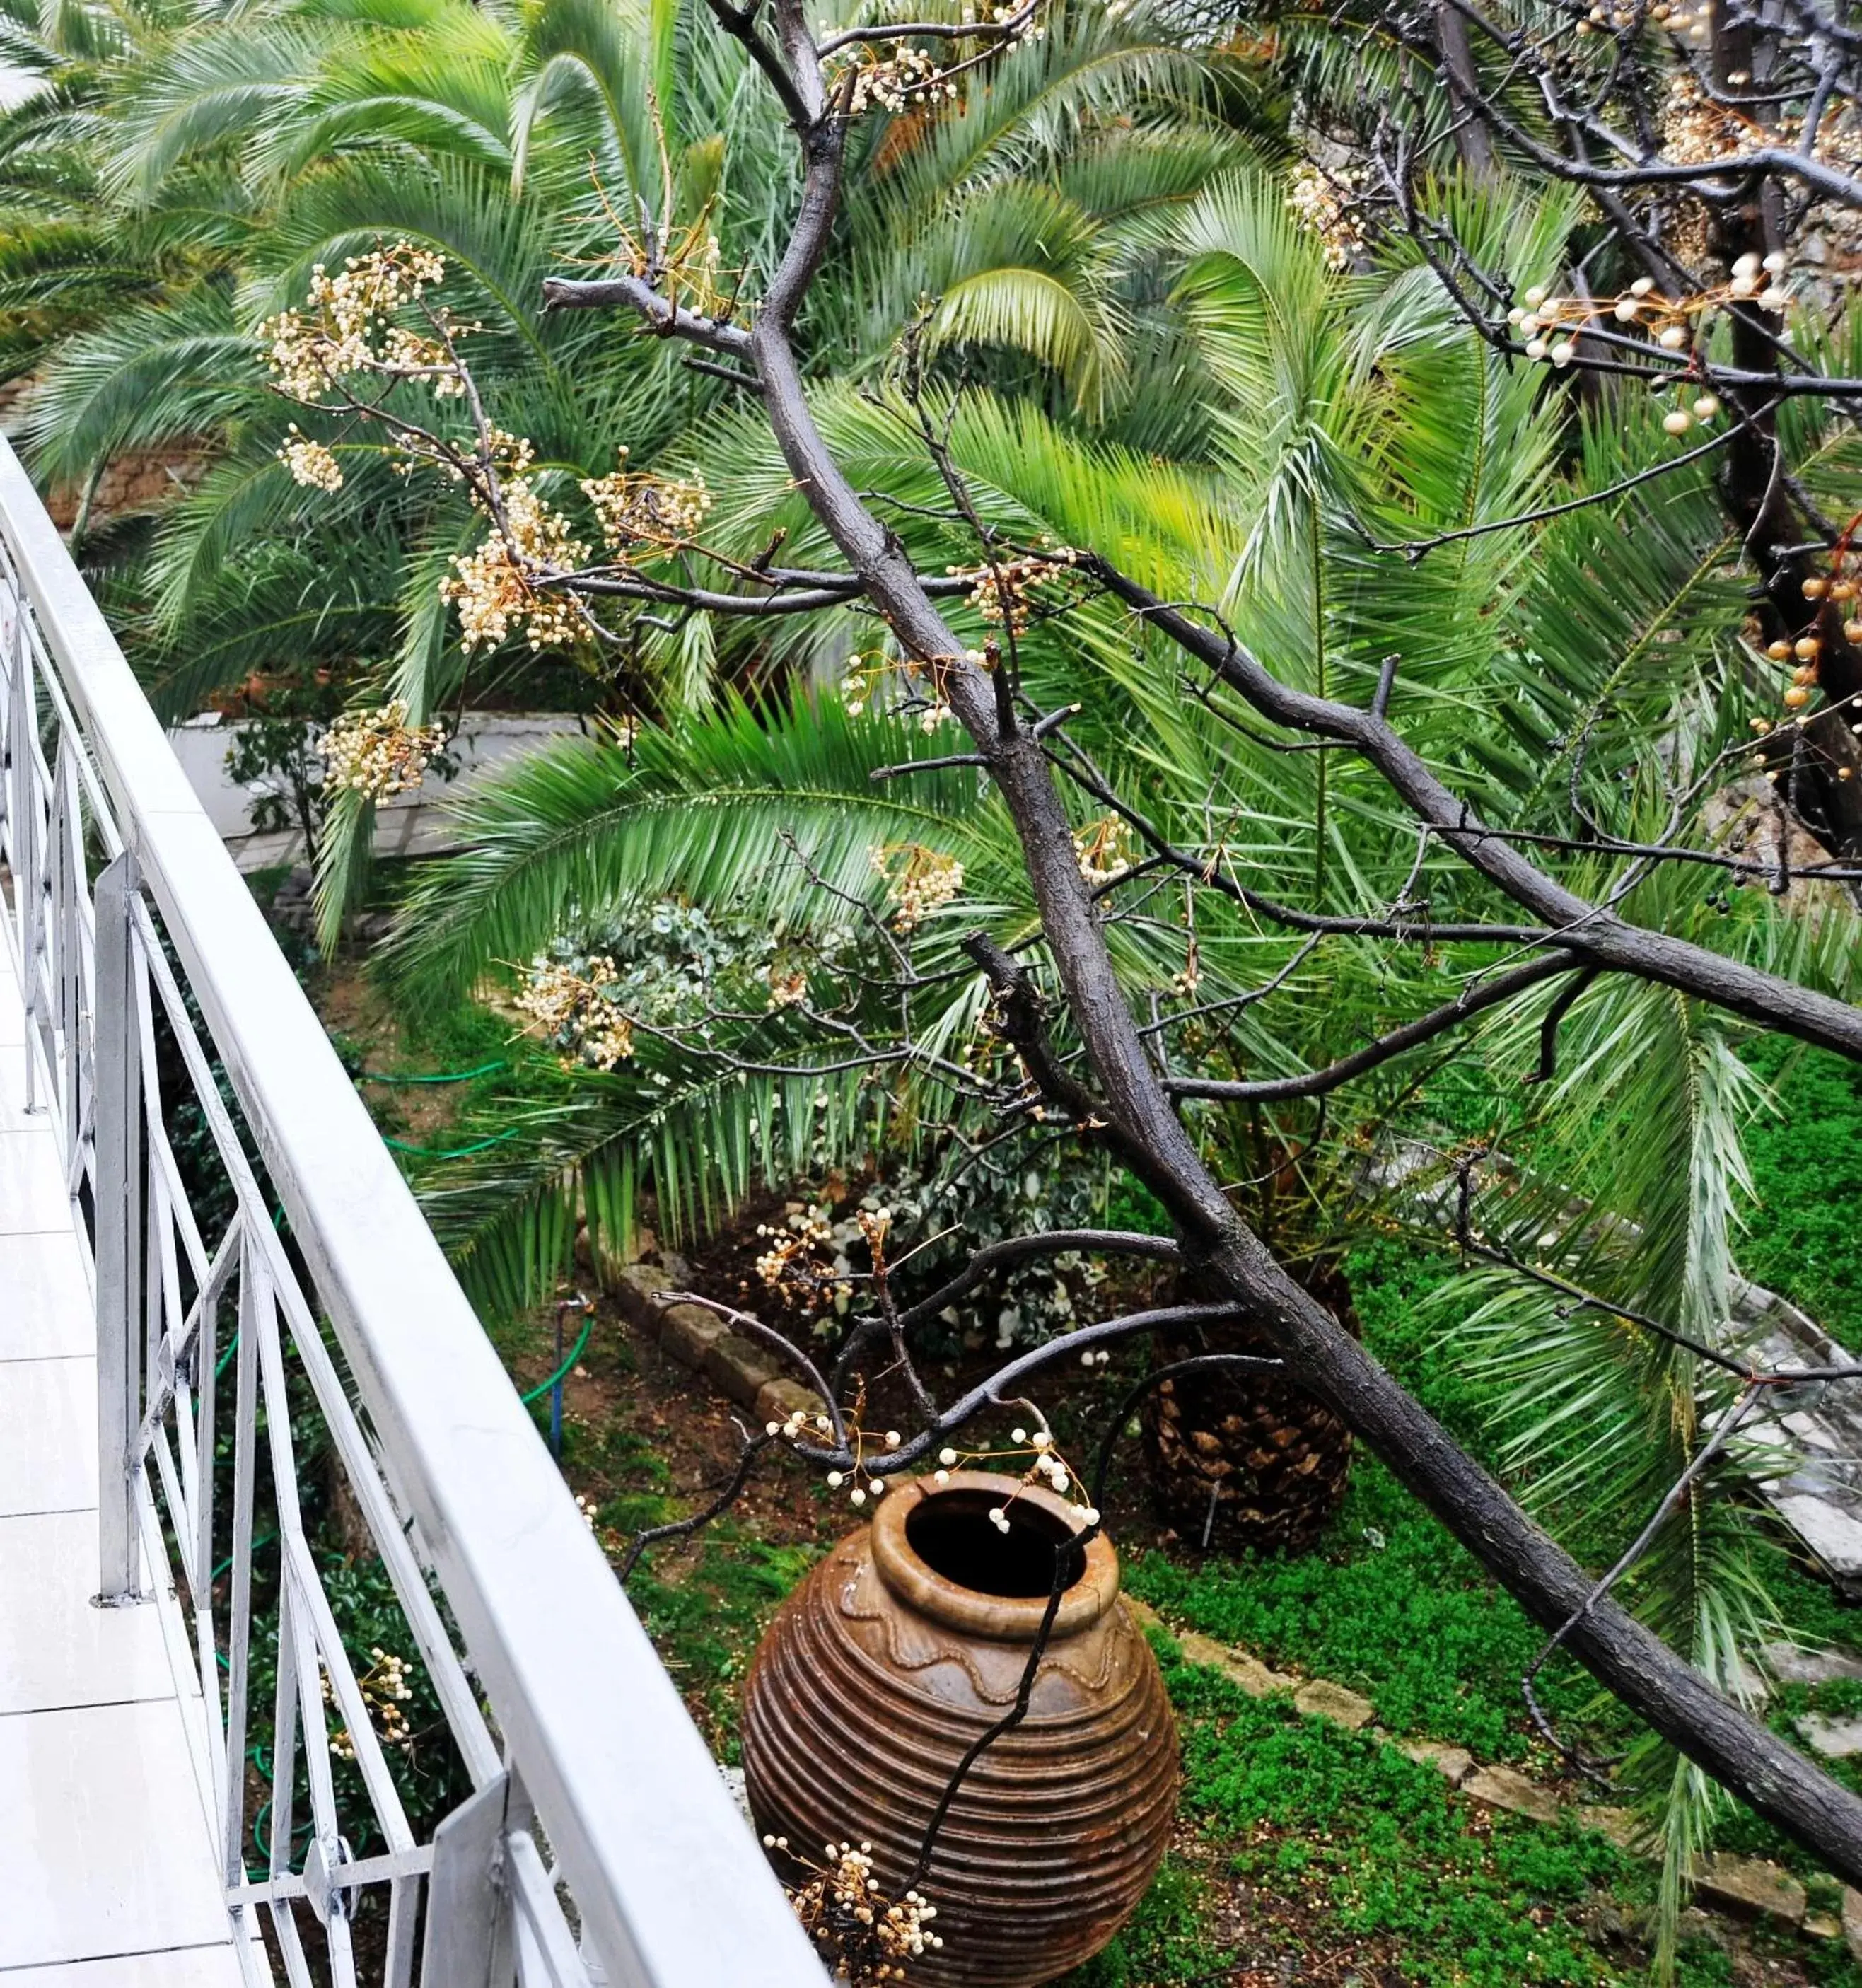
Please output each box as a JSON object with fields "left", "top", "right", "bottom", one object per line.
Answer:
{"left": 0, "top": 0, "right": 1231, "bottom": 691}
{"left": 0, "top": 0, "right": 1235, "bottom": 934}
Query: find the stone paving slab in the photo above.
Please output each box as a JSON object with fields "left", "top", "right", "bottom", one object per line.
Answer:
{"left": 0, "top": 1510, "right": 173, "bottom": 1716}
{"left": 1693, "top": 1854, "right": 1806, "bottom": 1926}
{"left": 0, "top": 1701, "right": 237, "bottom": 1968}
{"left": 0, "top": 1127, "right": 73, "bottom": 1235}
{"left": 0, "top": 1945, "right": 247, "bottom": 1988}
{"left": 1399, "top": 1738, "right": 1474, "bottom": 1784}
{"left": 1, "top": 1228, "right": 91, "bottom": 1361}
{"left": 1462, "top": 1764, "right": 1561, "bottom": 1824}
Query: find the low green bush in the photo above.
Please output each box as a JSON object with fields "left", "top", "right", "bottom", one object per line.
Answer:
{"left": 1740, "top": 1038, "right": 1862, "bottom": 1338}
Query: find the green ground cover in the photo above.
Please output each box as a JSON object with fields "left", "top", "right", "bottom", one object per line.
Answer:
{"left": 1739, "top": 1040, "right": 1862, "bottom": 1343}
{"left": 1069, "top": 1635, "right": 1862, "bottom": 1987}
{"left": 1076, "top": 1642, "right": 1636, "bottom": 1987}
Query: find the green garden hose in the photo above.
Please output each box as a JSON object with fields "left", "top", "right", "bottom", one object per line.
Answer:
{"left": 354, "top": 1059, "right": 513, "bottom": 1158}
{"left": 520, "top": 1313, "right": 595, "bottom": 1405}
{"left": 211, "top": 1530, "right": 277, "bottom": 1584}
{"left": 359, "top": 1060, "right": 505, "bottom": 1085}
{"left": 382, "top": 1127, "right": 518, "bottom": 1160}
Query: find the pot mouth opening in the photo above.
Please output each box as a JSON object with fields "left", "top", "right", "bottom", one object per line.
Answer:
{"left": 869, "top": 1472, "right": 1119, "bottom": 1640}
{"left": 905, "top": 1489, "right": 1086, "bottom": 1600}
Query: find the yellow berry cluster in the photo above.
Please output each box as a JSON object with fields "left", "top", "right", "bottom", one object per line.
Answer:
{"left": 318, "top": 699, "right": 447, "bottom": 801}
{"left": 871, "top": 842, "right": 965, "bottom": 932}
{"left": 515, "top": 955, "right": 636, "bottom": 1070}
{"left": 1756, "top": 567, "right": 1862, "bottom": 714}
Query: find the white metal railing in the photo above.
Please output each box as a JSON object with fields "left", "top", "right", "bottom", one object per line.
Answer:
{"left": 0, "top": 433, "right": 827, "bottom": 1988}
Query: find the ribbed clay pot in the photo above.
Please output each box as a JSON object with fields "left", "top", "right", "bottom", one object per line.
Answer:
{"left": 740, "top": 1472, "right": 1177, "bottom": 1988}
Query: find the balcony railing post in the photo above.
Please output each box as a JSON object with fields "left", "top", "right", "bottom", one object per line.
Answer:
{"left": 93, "top": 848, "right": 143, "bottom": 1604}
{"left": 53, "top": 739, "right": 81, "bottom": 1153}
{"left": 420, "top": 1771, "right": 518, "bottom": 1988}
{"left": 7, "top": 607, "right": 37, "bottom": 1112}
{"left": 0, "top": 586, "right": 12, "bottom": 878}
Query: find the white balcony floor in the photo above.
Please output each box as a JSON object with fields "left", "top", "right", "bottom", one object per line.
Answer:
{"left": 0, "top": 949, "right": 248, "bottom": 1982}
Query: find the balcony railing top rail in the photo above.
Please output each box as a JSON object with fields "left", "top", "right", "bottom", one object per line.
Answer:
{"left": 0, "top": 429, "right": 826, "bottom": 1987}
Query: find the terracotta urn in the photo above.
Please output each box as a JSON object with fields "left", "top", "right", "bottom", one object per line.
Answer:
{"left": 740, "top": 1471, "right": 1177, "bottom": 1987}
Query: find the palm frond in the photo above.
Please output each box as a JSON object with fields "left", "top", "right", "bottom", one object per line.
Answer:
{"left": 388, "top": 692, "right": 994, "bottom": 999}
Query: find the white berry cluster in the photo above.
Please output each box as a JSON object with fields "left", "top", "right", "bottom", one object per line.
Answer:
{"left": 767, "top": 963, "right": 810, "bottom": 1009}
{"left": 1510, "top": 258, "right": 1788, "bottom": 361}
{"left": 322, "top": 1645, "right": 417, "bottom": 1760}
{"left": 768, "top": 1405, "right": 837, "bottom": 1443}
{"left": 832, "top": 0, "right": 1045, "bottom": 113}
{"left": 840, "top": 651, "right": 888, "bottom": 718}
{"left": 839, "top": 649, "right": 958, "bottom": 731}
{"left": 1508, "top": 255, "right": 1788, "bottom": 440}
{"left": 318, "top": 699, "right": 447, "bottom": 801}
{"left": 839, "top": 45, "right": 955, "bottom": 114}
{"left": 822, "top": 1422, "right": 903, "bottom": 1509}
{"left": 1286, "top": 162, "right": 1367, "bottom": 271}
{"left": 947, "top": 546, "right": 1079, "bottom": 635}
{"left": 1658, "top": 55, "right": 1862, "bottom": 175}
{"left": 752, "top": 1199, "right": 899, "bottom": 1320}
{"left": 871, "top": 842, "right": 965, "bottom": 932}
{"left": 262, "top": 250, "right": 601, "bottom": 658}
{"left": 933, "top": 1428, "right": 1101, "bottom": 1528}
{"left": 764, "top": 1378, "right": 912, "bottom": 1509}
{"left": 515, "top": 954, "right": 636, "bottom": 1070}
{"left": 1073, "top": 815, "right": 1138, "bottom": 888}
{"left": 278, "top": 428, "right": 344, "bottom": 492}
{"left": 260, "top": 242, "right": 453, "bottom": 402}
{"left": 774, "top": 1837, "right": 942, "bottom": 1983}
{"left": 581, "top": 454, "right": 716, "bottom": 550}
{"left": 755, "top": 1202, "right": 837, "bottom": 1301}
{"left": 381, "top": 325, "right": 467, "bottom": 395}
{"left": 441, "top": 477, "right": 590, "bottom": 652}
{"left": 755, "top": 1227, "right": 820, "bottom": 1298}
